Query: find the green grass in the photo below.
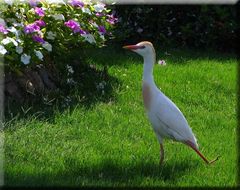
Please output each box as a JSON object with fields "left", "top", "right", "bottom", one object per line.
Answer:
{"left": 3, "top": 46, "right": 237, "bottom": 187}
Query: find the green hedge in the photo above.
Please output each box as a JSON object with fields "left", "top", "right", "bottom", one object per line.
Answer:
{"left": 113, "top": 5, "right": 236, "bottom": 51}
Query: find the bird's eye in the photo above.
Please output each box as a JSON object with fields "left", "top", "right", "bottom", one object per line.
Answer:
{"left": 140, "top": 46, "right": 145, "bottom": 49}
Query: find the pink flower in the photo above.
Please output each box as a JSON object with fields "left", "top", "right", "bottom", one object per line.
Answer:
{"left": 96, "top": 12, "right": 103, "bottom": 17}
{"left": 24, "top": 23, "right": 40, "bottom": 34}
{"left": 79, "top": 29, "right": 86, "bottom": 35}
{"left": 0, "top": 24, "right": 8, "bottom": 34}
{"left": 29, "top": 0, "right": 39, "bottom": 7}
{"left": 32, "top": 35, "right": 45, "bottom": 44}
{"left": 98, "top": 25, "right": 106, "bottom": 34}
{"left": 35, "top": 20, "right": 46, "bottom": 27}
{"left": 106, "top": 14, "right": 118, "bottom": 25}
{"left": 34, "top": 7, "right": 45, "bottom": 17}
{"left": 64, "top": 20, "right": 81, "bottom": 33}
{"left": 69, "top": 0, "right": 84, "bottom": 7}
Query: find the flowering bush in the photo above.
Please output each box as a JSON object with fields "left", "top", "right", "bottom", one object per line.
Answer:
{"left": 0, "top": 0, "right": 117, "bottom": 72}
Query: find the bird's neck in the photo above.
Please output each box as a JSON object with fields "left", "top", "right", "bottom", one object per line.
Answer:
{"left": 143, "top": 54, "right": 155, "bottom": 84}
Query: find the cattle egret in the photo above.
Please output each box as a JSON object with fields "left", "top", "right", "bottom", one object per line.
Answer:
{"left": 123, "top": 41, "right": 219, "bottom": 165}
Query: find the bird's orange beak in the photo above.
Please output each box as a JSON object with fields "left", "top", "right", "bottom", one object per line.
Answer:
{"left": 123, "top": 45, "right": 144, "bottom": 50}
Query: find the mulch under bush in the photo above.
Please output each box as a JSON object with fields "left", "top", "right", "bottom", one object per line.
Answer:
{"left": 5, "top": 62, "right": 59, "bottom": 105}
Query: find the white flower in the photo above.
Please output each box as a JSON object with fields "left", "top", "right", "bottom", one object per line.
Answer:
{"left": 96, "top": 81, "right": 106, "bottom": 95}
{"left": 52, "top": 14, "right": 65, "bottom": 20}
{"left": 15, "top": 12, "right": 22, "bottom": 19}
{"left": 20, "top": 8, "right": 26, "bottom": 13}
{"left": 0, "top": 18, "right": 6, "bottom": 26}
{"left": 16, "top": 39, "right": 22, "bottom": 44}
{"left": 67, "top": 78, "right": 76, "bottom": 85}
{"left": 1, "top": 37, "right": 18, "bottom": 46}
{"left": 37, "top": 30, "right": 43, "bottom": 37}
{"left": 21, "top": 54, "right": 31, "bottom": 65}
{"left": 0, "top": 45, "right": 7, "bottom": 55}
{"left": 93, "top": 3, "right": 105, "bottom": 12}
{"left": 66, "top": 64, "right": 74, "bottom": 74}
{"left": 34, "top": 50, "right": 43, "bottom": 61}
{"left": 11, "top": 38, "right": 18, "bottom": 46}
{"left": 99, "top": 34, "right": 105, "bottom": 40}
{"left": 13, "top": 22, "right": 24, "bottom": 28}
{"left": 46, "top": 31, "right": 57, "bottom": 40}
{"left": 46, "top": 0, "right": 65, "bottom": 4}
{"left": 16, "top": 46, "right": 23, "bottom": 54}
{"left": 42, "top": 42, "right": 52, "bottom": 52}
{"left": 7, "top": 26, "right": 17, "bottom": 33}
{"left": 137, "top": 28, "right": 143, "bottom": 33}
{"left": 82, "top": 7, "right": 91, "bottom": 15}
{"left": 82, "top": 34, "right": 96, "bottom": 44}
{"left": 4, "top": 0, "right": 13, "bottom": 5}
{"left": 158, "top": 60, "right": 166, "bottom": 66}
{"left": 96, "top": 81, "right": 106, "bottom": 90}
{"left": 90, "top": 21, "right": 98, "bottom": 28}
{"left": 7, "top": 26, "right": 21, "bottom": 38}
{"left": 1, "top": 38, "right": 11, "bottom": 45}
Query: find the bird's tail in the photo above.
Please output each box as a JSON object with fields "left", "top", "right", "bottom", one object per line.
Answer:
{"left": 191, "top": 134, "right": 199, "bottom": 149}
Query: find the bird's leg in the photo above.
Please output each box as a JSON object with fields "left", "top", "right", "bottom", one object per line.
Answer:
{"left": 159, "top": 143, "right": 164, "bottom": 165}
{"left": 184, "top": 140, "right": 219, "bottom": 164}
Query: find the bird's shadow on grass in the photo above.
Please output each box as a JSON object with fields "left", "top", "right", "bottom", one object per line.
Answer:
{"left": 5, "top": 158, "right": 198, "bottom": 187}
{"left": 86, "top": 158, "right": 197, "bottom": 183}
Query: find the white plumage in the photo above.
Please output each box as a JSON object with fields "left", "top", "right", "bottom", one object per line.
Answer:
{"left": 123, "top": 41, "right": 218, "bottom": 165}
{"left": 149, "top": 87, "right": 198, "bottom": 145}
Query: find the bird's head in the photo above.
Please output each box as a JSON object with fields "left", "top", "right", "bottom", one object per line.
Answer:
{"left": 123, "top": 41, "right": 155, "bottom": 58}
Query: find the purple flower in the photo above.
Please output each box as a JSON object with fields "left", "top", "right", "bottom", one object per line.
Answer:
{"left": 34, "top": 7, "right": 45, "bottom": 17}
{"left": 96, "top": 12, "right": 103, "bottom": 17}
{"left": 98, "top": 25, "right": 106, "bottom": 34}
{"left": 64, "top": 20, "right": 81, "bottom": 33}
{"left": 29, "top": 0, "right": 39, "bottom": 7}
{"left": 32, "top": 35, "right": 45, "bottom": 44}
{"left": 79, "top": 29, "right": 86, "bottom": 35}
{"left": 35, "top": 20, "right": 46, "bottom": 27}
{"left": 106, "top": 14, "right": 118, "bottom": 25}
{"left": 69, "top": 0, "right": 84, "bottom": 7}
{"left": 24, "top": 23, "right": 40, "bottom": 34}
{"left": 0, "top": 24, "right": 8, "bottom": 34}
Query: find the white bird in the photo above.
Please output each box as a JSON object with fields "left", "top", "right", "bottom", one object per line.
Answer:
{"left": 123, "top": 41, "right": 219, "bottom": 165}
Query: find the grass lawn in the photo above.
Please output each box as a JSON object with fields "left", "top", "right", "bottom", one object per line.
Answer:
{"left": 3, "top": 45, "right": 237, "bottom": 187}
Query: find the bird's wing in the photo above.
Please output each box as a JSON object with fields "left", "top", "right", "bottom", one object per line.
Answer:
{"left": 153, "top": 91, "right": 197, "bottom": 144}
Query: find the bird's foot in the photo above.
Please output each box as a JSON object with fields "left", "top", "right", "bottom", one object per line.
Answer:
{"left": 208, "top": 155, "right": 220, "bottom": 164}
